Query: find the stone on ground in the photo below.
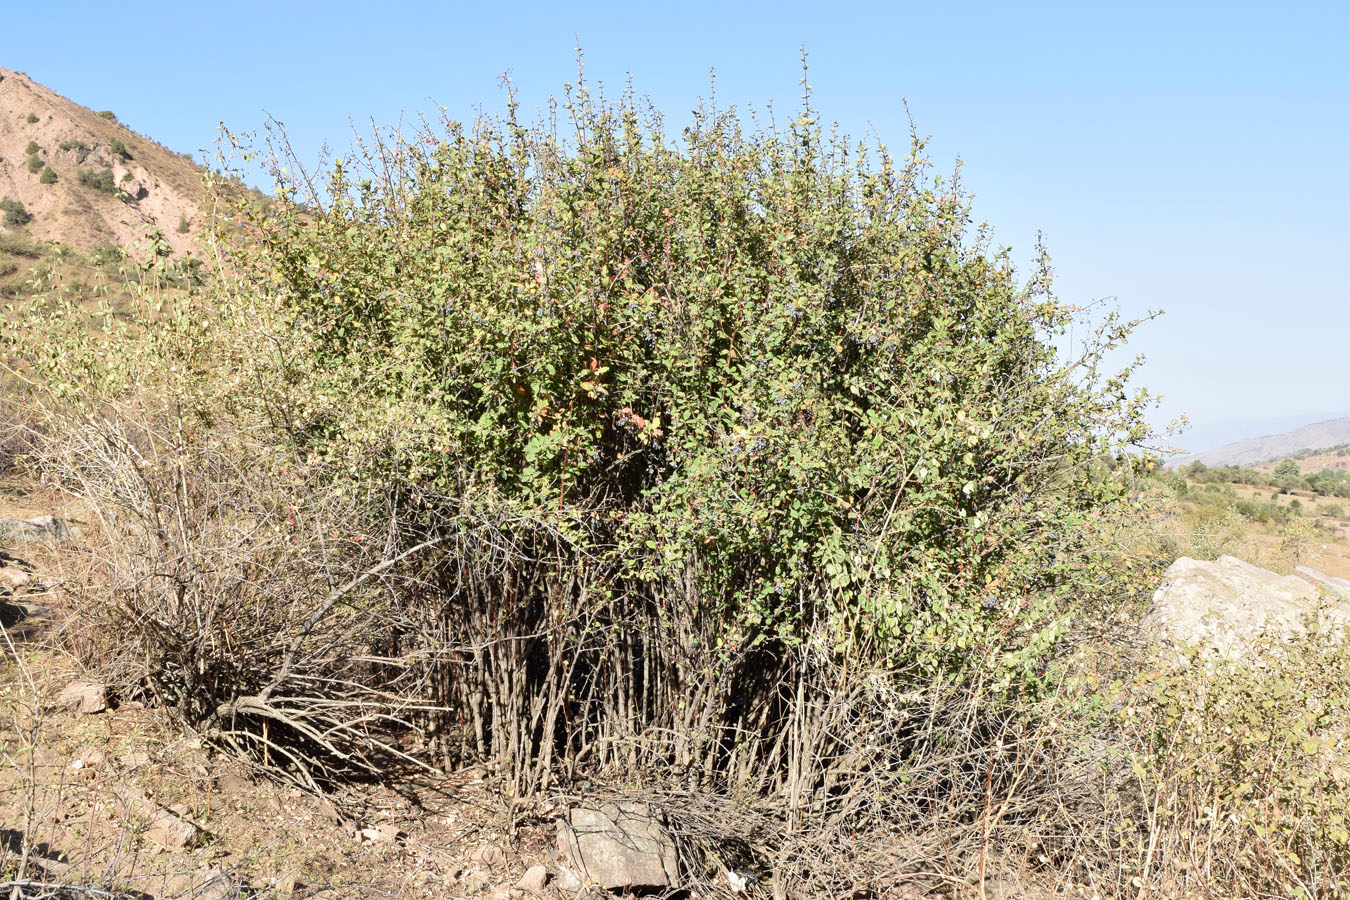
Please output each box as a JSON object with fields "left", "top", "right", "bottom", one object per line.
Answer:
{"left": 557, "top": 801, "right": 679, "bottom": 891}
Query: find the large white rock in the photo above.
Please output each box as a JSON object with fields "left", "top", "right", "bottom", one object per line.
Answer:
{"left": 1142, "top": 556, "right": 1350, "bottom": 659}
{"left": 1296, "top": 565, "right": 1350, "bottom": 601}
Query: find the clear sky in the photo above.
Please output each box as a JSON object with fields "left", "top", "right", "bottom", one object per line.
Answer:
{"left": 5, "top": 1, "right": 1347, "bottom": 451}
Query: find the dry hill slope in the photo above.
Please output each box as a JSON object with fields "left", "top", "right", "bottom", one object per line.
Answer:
{"left": 0, "top": 65, "right": 210, "bottom": 257}
{"left": 1177, "top": 416, "right": 1350, "bottom": 468}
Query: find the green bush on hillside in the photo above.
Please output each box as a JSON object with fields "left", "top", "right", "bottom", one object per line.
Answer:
{"left": 26, "top": 154, "right": 44, "bottom": 174}
{"left": 108, "top": 137, "right": 130, "bottom": 159}
{"left": 1, "top": 198, "right": 33, "bottom": 228}
{"left": 24, "top": 140, "right": 40, "bottom": 156}
{"left": 38, "top": 165, "right": 56, "bottom": 185}
{"left": 87, "top": 243, "right": 125, "bottom": 267}
{"left": 25, "top": 112, "right": 38, "bottom": 124}
{"left": 77, "top": 168, "right": 117, "bottom": 194}
{"left": 13, "top": 77, "right": 1160, "bottom": 817}
{"left": 97, "top": 110, "right": 117, "bottom": 122}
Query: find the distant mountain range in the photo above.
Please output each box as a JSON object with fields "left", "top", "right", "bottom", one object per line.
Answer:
{"left": 1173, "top": 417, "right": 1350, "bottom": 468}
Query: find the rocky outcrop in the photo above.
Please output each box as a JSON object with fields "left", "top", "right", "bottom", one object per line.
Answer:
{"left": 1142, "top": 555, "right": 1350, "bottom": 659}
{"left": 557, "top": 801, "right": 680, "bottom": 892}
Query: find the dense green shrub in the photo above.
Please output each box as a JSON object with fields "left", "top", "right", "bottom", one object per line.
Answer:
{"left": 108, "top": 137, "right": 130, "bottom": 159}
{"left": 15, "top": 79, "right": 1158, "bottom": 806}
{"left": 24, "top": 140, "right": 40, "bottom": 156}
{"left": 0, "top": 198, "right": 33, "bottom": 228}
{"left": 77, "top": 168, "right": 117, "bottom": 193}
{"left": 97, "top": 110, "right": 117, "bottom": 121}
{"left": 25, "top": 112, "right": 38, "bottom": 124}
{"left": 38, "top": 165, "right": 56, "bottom": 185}
{"left": 26, "top": 154, "right": 43, "bottom": 174}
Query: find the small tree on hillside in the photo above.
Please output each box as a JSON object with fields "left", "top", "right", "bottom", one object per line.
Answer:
{"left": 38, "top": 165, "right": 57, "bottom": 185}
{"left": 1274, "top": 458, "right": 1300, "bottom": 477}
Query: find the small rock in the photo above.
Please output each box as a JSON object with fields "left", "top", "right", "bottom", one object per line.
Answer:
{"left": 121, "top": 788, "right": 200, "bottom": 851}
{"left": 275, "top": 870, "right": 299, "bottom": 896}
{"left": 359, "top": 823, "right": 400, "bottom": 844}
{"left": 462, "top": 869, "right": 493, "bottom": 890}
{"left": 214, "top": 772, "right": 253, "bottom": 794}
{"left": 119, "top": 751, "right": 152, "bottom": 769}
{"left": 196, "top": 868, "right": 237, "bottom": 900}
{"left": 58, "top": 680, "right": 107, "bottom": 714}
{"left": 0, "top": 567, "right": 31, "bottom": 591}
{"left": 553, "top": 867, "right": 583, "bottom": 893}
{"left": 145, "top": 807, "right": 201, "bottom": 851}
{"left": 471, "top": 845, "right": 507, "bottom": 868}
{"left": 516, "top": 865, "right": 548, "bottom": 893}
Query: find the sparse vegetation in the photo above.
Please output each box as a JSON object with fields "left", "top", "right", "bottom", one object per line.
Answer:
{"left": 175, "top": 213, "right": 190, "bottom": 233}
{"left": 1, "top": 198, "right": 33, "bottom": 228}
{"left": 96, "top": 109, "right": 117, "bottom": 121}
{"left": 108, "top": 137, "right": 130, "bottom": 159}
{"left": 25, "top": 153, "right": 44, "bottom": 174}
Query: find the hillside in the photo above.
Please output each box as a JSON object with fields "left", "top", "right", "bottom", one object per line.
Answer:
{"left": 1253, "top": 442, "right": 1350, "bottom": 474}
{"left": 0, "top": 66, "right": 209, "bottom": 258}
{"left": 1174, "top": 416, "right": 1350, "bottom": 468}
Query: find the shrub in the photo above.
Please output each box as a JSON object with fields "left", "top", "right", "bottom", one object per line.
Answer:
{"left": 87, "top": 243, "right": 125, "bottom": 267}
{"left": 176, "top": 213, "right": 190, "bottom": 234}
{"left": 108, "top": 137, "right": 130, "bottom": 160}
{"left": 97, "top": 110, "right": 117, "bottom": 121}
{"left": 26, "top": 154, "right": 44, "bottom": 174}
{"left": 1, "top": 198, "right": 33, "bottom": 228}
{"left": 1118, "top": 628, "right": 1350, "bottom": 897}
{"left": 77, "top": 168, "right": 117, "bottom": 194}
{"left": 11, "top": 75, "right": 1162, "bottom": 891}
{"left": 25, "top": 112, "right": 38, "bottom": 124}
{"left": 1318, "top": 502, "right": 1345, "bottom": 518}
{"left": 38, "top": 166, "right": 56, "bottom": 185}
{"left": 24, "top": 140, "right": 40, "bottom": 156}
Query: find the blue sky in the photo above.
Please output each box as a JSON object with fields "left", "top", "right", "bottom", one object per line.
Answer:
{"left": 5, "top": 1, "right": 1347, "bottom": 451}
